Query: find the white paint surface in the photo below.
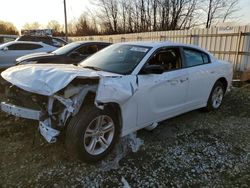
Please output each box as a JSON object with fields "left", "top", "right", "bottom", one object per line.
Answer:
{"left": 1, "top": 42, "right": 233, "bottom": 138}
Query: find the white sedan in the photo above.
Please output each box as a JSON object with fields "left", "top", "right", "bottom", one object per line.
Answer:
{"left": 0, "top": 41, "right": 57, "bottom": 69}
{"left": 0, "top": 41, "right": 233, "bottom": 162}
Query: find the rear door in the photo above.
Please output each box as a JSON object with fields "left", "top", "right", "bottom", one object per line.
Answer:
{"left": 182, "top": 47, "right": 217, "bottom": 107}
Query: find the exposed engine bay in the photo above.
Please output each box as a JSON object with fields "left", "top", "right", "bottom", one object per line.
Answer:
{"left": 2, "top": 79, "right": 99, "bottom": 143}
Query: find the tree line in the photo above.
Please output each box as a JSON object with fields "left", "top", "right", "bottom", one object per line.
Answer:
{"left": 0, "top": 0, "right": 240, "bottom": 36}
{"left": 0, "top": 21, "right": 18, "bottom": 35}
{"left": 93, "top": 0, "right": 239, "bottom": 34}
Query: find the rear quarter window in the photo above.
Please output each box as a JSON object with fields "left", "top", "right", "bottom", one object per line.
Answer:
{"left": 183, "top": 48, "right": 210, "bottom": 67}
{"left": 8, "top": 43, "right": 43, "bottom": 50}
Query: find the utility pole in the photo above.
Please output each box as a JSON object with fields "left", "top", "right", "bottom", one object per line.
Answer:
{"left": 64, "top": 0, "right": 68, "bottom": 41}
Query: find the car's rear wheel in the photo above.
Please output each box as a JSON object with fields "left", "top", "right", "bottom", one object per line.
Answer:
{"left": 65, "top": 105, "right": 119, "bottom": 162}
{"left": 205, "top": 81, "right": 225, "bottom": 111}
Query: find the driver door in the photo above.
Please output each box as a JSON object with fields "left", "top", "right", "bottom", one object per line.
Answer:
{"left": 136, "top": 47, "right": 189, "bottom": 127}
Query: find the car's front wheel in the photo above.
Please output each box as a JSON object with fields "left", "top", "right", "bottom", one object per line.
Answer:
{"left": 206, "top": 81, "right": 225, "bottom": 111}
{"left": 66, "top": 105, "right": 119, "bottom": 162}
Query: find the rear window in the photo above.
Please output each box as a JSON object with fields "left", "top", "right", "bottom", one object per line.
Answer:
{"left": 8, "top": 43, "right": 43, "bottom": 50}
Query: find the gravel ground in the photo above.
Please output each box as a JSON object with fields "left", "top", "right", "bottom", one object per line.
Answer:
{"left": 0, "top": 85, "right": 250, "bottom": 187}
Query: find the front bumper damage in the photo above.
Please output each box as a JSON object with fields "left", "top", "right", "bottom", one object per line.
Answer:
{"left": 1, "top": 102, "right": 42, "bottom": 120}
{"left": 1, "top": 84, "right": 98, "bottom": 143}
{"left": 0, "top": 102, "right": 59, "bottom": 143}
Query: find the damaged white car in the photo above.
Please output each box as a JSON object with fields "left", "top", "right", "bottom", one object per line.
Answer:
{"left": 0, "top": 42, "right": 233, "bottom": 162}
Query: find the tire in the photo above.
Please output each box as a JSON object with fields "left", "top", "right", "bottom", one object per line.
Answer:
{"left": 205, "top": 81, "right": 225, "bottom": 111}
{"left": 65, "top": 104, "right": 120, "bottom": 162}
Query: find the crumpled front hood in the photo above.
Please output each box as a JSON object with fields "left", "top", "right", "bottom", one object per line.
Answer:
{"left": 1, "top": 64, "right": 120, "bottom": 96}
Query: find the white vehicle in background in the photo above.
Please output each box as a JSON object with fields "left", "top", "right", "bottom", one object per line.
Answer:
{"left": 0, "top": 35, "right": 17, "bottom": 45}
{"left": 0, "top": 41, "right": 57, "bottom": 70}
{"left": 0, "top": 41, "right": 233, "bottom": 162}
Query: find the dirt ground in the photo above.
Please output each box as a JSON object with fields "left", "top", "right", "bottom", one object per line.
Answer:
{"left": 0, "top": 85, "right": 250, "bottom": 187}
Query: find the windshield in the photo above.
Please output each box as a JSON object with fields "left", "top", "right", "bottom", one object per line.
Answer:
{"left": 79, "top": 44, "right": 151, "bottom": 74}
{"left": 52, "top": 42, "right": 81, "bottom": 55}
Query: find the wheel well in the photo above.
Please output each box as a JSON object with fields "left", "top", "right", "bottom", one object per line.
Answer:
{"left": 82, "top": 92, "right": 96, "bottom": 106}
{"left": 81, "top": 92, "right": 122, "bottom": 134}
{"left": 105, "top": 103, "right": 122, "bottom": 135}
{"left": 217, "top": 77, "right": 228, "bottom": 92}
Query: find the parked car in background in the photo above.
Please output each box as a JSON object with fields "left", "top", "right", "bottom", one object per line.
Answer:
{"left": 0, "top": 35, "right": 17, "bottom": 45}
{"left": 0, "top": 41, "right": 57, "bottom": 70}
{"left": 16, "top": 35, "right": 67, "bottom": 47}
{"left": 0, "top": 41, "right": 233, "bottom": 162}
{"left": 16, "top": 41, "right": 111, "bottom": 65}
{"left": 52, "top": 37, "right": 68, "bottom": 47}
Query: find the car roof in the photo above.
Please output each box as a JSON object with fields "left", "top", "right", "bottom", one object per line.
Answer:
{"left": 121, "top": 41, "right": 210, "bottom": 54}
{"left": 72, "top": 41, "right": 112, "bottom": 45}
{"left": 11, "top": 41, "right": 45, "bottom": 44}
{"left": 0, "top": 41, "right": 47, "bottom": 47}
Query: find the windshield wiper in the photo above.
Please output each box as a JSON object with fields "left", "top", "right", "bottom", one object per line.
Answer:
{"left": 82, "top": 66, "right": 102, "bottom": 71}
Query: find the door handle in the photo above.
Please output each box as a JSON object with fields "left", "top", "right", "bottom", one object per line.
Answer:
{"left": 210, "top": 71, "right": 216, "bottom": 74}
{"left": 180, "top": 77, "right": 189, "bottom": 83}
{"left": 167, "top": 79, "right": 179, "bottom": 85}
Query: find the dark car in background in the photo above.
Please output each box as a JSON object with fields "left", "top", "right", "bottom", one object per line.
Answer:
{"left": 16, "top": 41, "right": 112, "bottom": 65}
{"left": 16, "top": 35, "right": 67, "bottom": 47}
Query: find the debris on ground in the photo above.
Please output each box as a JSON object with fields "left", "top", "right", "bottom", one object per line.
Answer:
{"left": 101, "top": 132, "right": 144, "bottom": 172}
{"left": 0, "top": 86, "right": 250, "bottom": 187}
{"left": 121, "top": 177, "right": 131, "bottom": 188}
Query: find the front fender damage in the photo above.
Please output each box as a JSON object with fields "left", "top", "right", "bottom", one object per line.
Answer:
{"left": 95, "top": 76, "right": 138, "bottom": 106}
{"left": 39, "top": 76, "right": 138, "bottom": 143}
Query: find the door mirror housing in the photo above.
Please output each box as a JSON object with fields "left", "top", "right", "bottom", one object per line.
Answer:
{"left": 2, "top": 47, "right": 8, "bottom": 51}
{"left": 142, "top": 64, "right": 164, "bottom": 74}
{"left": 69, "top": 52, "right": 80, "bottom": 58}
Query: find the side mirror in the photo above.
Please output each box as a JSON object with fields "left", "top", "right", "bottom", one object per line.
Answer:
{"left": 142, "top": 64, "right": 164, "bottom": 74}
{"left": 69, "top": 52, "right": 80, "bottom": 58}
{"left": 2, "top": 47, "right": 8, "bottom": 51}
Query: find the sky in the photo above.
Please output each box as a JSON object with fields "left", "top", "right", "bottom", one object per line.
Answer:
{"left": 0, "top": 0, "right": 249, "bottom": 31}
{"left": 0, "top": 0, "right": 94, "bottom": 30}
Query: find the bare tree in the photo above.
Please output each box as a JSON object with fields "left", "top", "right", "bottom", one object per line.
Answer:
{"left": 0, "top": 21, "right": 18, "bottom": 35}
{"left": 47, "top": 20, "right": 62, "bottom": 33}
{"left": 74, "top": 14, "right": 99, "bottom": 36}
{"left": 95, "top": 0, "right": 119, "bottom": 34}
{"left": 120, "top": 0, "right": 128, "bottom": 33}
{"left": 179, "top": 0, "right": 198, "bottom": 29}
{"left": 86, "top": 0, "right": 240, "bottom": 34}
{"left": 22, "top": 22, "right": 41, "bottom": 30}
{"left": 222, "top": 0, "right": 239, "bottom": 22}
{"left": 201, "top": 0, "right": 239, "bottom": 28}
{"left": 152, "top": 0, "right": 158, "bottom": 31}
